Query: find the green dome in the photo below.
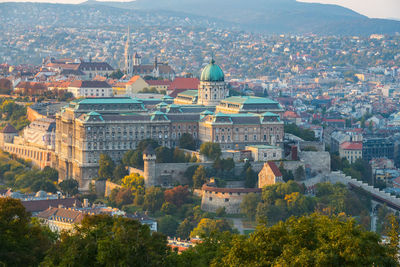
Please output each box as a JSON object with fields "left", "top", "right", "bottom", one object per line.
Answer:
{"left": 200, "top": 59, "right": 224, "bottom": 82}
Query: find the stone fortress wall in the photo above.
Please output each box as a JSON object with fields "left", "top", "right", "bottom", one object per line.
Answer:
{"left": 201, "top": 185, "right": 261, "bottom": 214}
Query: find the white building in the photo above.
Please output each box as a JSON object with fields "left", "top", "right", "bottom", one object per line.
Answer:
{"left": 68, "top": 80, "right": 113, "bottom": 98}
{"left": 245, "top": 145, "right": 283, "bottom": 162}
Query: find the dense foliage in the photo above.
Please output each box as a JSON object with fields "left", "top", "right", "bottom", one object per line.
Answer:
{"left": 284, "top": 123, "right": 317, "bottom": 141}
{"left": 0, "top": 99, "right": 29, "bottom": 130}
{"left": 42, "top": 214, "right": 170, "bottom": 267}
{"left": 0, "top": 151, "right": 59, "bottom": 193}
{"left": 1, "top": 199, "right": 398, "bottom": 267}
{"left": 255, "top": 181, "right": 371, "bottom": 227}
{"left": 0, "top": 198, "right": 55, "bottom": 266}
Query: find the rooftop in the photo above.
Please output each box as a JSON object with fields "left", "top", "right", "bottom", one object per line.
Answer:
{"left": 72, "top": 97, "right": 143, "bottom": 105}
{"left": 222, "top": 96, "right": 279, "bottom": 105}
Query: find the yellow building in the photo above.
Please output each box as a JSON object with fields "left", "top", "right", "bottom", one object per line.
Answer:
{"left": 126, "top": 76, "right": 149, "bottom": 94}
{"left": 339, "top": 142, "right": 363, "bottom": 164}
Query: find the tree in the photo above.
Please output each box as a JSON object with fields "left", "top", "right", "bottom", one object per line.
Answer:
{"left": 164, "top": 185, "right": 190, "bottom": 208}
{"left": 113, "top": 164, "right": 128, "bottom": 182}
{"left": 41, "top": 166, "right": 59, "bottom": 182}
{"left": 184, "top": 165, "right": 198, "bottom": 186}
{"left": 59, "top": 179, "right": 79, "bottom": 196}
{"left": 143, "top": 186, "right": 164, "bottom": 213}
{"left": 161, "top": 202, "right": 177, "bottom": 215}
{"left": 200, "top": 142, "right": 221, "bottom": 160}
{"left": 294, "top": 166, "right": 305, "bottom": 181}
{"left": 176, "top": 218, "right": 194, "bottom": 240}
{"left": 179, "top": 133, "right": 196, "bottom": 150}
{"left": 190, "top": 218, "right": 233, "bottom": 238}
{"left": 42, "top": 215, "right": 170, "bottom": 266}
{"left": 109, "top": 69, "right": 124, "bottom": 79}
{"left": 98, "top": 154, "right": 115, "bottom": 180}
{"left": 158, "top": 215, "right": 179, "bottom": 237}
{"left": 216, "top": 207, "right": 226, "bottom": 217}
{"left": 156, "top": 146, "right": 173, "bottom": 163}
{"left": 110, "top": 188, "right": 134, "bottom": 207}
{"left": 192, "top": 165, "right": 207, "bottom": 188}
{"left": 121, "top": 173, "right": 145, "bottom": 195}
{"left": 240, "top": 193, "right": 261, "bottom": 220}
{"left": 244, "top": 167, "right": 258, "bottom": 188}
{"left": 387, "top": 214, "right": 400, "bottom": 263}
{"left": 215, "top": 214, "right": 395, "bottom": 267}
{"left": 0, "top": 198, "right": 55, "bottom": 266}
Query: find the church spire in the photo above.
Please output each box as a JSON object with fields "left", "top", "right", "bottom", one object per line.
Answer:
{"left": 124, "top": 26, "right": 133, "bottom": 76}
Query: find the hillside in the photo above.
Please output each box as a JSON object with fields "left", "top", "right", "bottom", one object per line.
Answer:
{"left": 82, "top": 0, "right": 400, "bottom": 34}
{"left": 0, "top": 0, "right": 399, "bottom": 34}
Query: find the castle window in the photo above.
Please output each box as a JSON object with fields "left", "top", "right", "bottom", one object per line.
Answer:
{"left": 209, "top": 197, "right": 212, "bottom": 201}
{"left": 225, "top": 198, "right": 229, "bottom": 202}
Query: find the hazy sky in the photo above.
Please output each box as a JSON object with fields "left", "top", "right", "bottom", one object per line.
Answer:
{"left": 298, "top": 0, "right": 400, "bottom": 20}
{"left": 0, "top": 0, "right": 399, "bottom": 20}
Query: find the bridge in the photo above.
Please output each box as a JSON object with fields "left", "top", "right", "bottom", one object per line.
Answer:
{"left": 304, "top": 171, "right": 400, "bottom": 212}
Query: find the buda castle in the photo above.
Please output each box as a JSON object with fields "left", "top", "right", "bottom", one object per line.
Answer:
{"left": 55, "top": 59, "right": 284, "bottom": 190}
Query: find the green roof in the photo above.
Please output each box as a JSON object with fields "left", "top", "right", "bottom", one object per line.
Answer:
{"left": 200, "top": 59, "right": 224, "bottom": 82}
{"left": 162, "top": 95, "right": 174, "bottom": 100}
{"left": 262, "top": 112, "right": 279, "bottom": 117}
{"left": 222, "top": 96, "right": 278, "bottom": 105}
{"left": 87, "top": 111, "right": 101, "bottom": 116}
{"left": 177, "top": 90, "right": 198, "bottom": 97}
{"left": 73, "top": 97, "right": 143, "bottom": 105}
{"left": 214, "top": 112, "right": 258, "bottom": 118}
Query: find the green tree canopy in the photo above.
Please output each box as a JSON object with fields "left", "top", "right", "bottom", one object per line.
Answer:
{"left": 143, "top": 186, "right": 164, "bottom": 213}
{"left": 58, "top": 179, "right": 79, "bottom": 197}
{"left": 190, "top": 218, "right": 233, "bottom": 238}
{"left": 200, "top": 142, "right": 221, "bottom": 160}
{"left": 121, "top": 173, "right": 145, "bottom": 195}
{"left": 42, "top": 214, "right": 170, "bottom": 266}
{"left": 98, "top": 154, "right": 115, "bottom": 180}
{"left": 192, "top": 165, "right": 207, "bottom": 188}
{"left": 179, "top": 133, "right": 196, "bottom": 150}
{"left": 0, "top": 198, "right": 55, "bottom": 266}
{"left": 215, "top": 214, "right": 395, "bottom": 266}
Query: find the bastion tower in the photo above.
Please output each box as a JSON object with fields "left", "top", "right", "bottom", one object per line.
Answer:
{"left": 143, "top": 145, "right": 156, "bottom": 187}
{"left": 198, "top": 58, "right": 228, "bottom": 106}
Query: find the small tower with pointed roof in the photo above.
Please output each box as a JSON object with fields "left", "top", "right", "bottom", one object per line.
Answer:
{"left": 143, "top": 145, "right": 157, "bottom": 187}
{"left": 133, "top": 52, "right": 141, "bottom": 66}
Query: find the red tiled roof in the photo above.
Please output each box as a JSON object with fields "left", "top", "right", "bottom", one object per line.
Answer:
{"left": 169, "top": 78, "right": 199, "bottom": 90}
{"left": 22, "top": 198, "right": 81, "bottom": 213}
{"left": 202, "top": 184, "right": 261, "bottom": 194}
{"left": 146, "top": 80, "right": 171, "bottom": 86}
{"left": 268, "top": 161, "right": 282, "bottom": 177}
{"left": 340, "top": 142, "right": 363, "bottom": 150}
{"left": 283, "top": 111, "right": 300, "bottom": 118}
{"left": 37, "top": 207, "right": 84, "bottom": 224}
{"left": 69, "top": 80, "right": 111, "bottom": 88}
{"left": 323, "top": 118, "right": 345, "bottom": 123}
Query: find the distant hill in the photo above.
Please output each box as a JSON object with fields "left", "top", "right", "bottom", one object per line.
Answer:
{"left": 82, "top": 0, "right": 400, "bottom": 35}
{"left": 1, "top": 0, "right": 400, "bottom": 35}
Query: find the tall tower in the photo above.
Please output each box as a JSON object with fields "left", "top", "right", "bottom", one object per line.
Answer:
{"left": 124, "top": 27, "right": 133, "bottom": 76}
{"left": 198, "top": 58, "right": 228, "bottom": 106}
{"left": 143, "top": 145, "right": 157, "bottom": 187}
